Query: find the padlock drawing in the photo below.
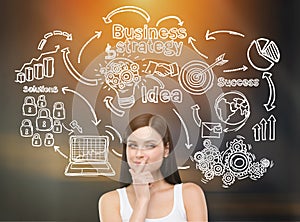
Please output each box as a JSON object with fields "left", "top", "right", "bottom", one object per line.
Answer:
{"left": 32, "top": 133, "right": 42, "bottom": 147}
{"left": 53, "top": 102, "right": 66, "bottom": 120}
{"left": 36, "top": 108, "right": 53, "bottom": 131}
{"left": 22, "top": 96, "right": 37, "bottom": 116}
{"left": 44, "top": 133, "right": 54, "bottom": 147}
{"left": 20, "top": 119, "right": 33, "bottom": 137}
{"left": 53, "top": 120, "right": 62, "bottom": 134}
{"left": 37, "top": 95, "right": 47, "bottom": 108}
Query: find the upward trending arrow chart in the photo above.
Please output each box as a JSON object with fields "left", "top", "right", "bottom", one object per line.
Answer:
{"left": 62, "top": 87, "right": 101, "bottom": 126}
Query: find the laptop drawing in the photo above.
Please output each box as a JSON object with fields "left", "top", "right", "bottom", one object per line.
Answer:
{"left": 64, "top": 135, "right": 115, "bottom": 177}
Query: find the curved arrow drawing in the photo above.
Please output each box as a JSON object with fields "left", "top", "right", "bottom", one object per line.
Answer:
{"left": 156, "top": 15, "right": 184, "bottom": 26}
{"left": 191, "top": 104, "right": 202, "bottom": 127}
{"left": 105, "top": 125, "right": 122, "bottom": 143}
{"left": 102, "top": 6, "right": 150, "bottom": 24}
{"left": 61, "top": 47, "right": 98, "bottom": 86}
{"left": 62, "top": 87, "right": 101, "bottom": 125}
{"left": 205, "top": 29, "right": 245, "bottom": 41}
{"left": 173, "top": 108, "right": 192, "bottom": 149}
{"left": 188, "top": 37, "right": 208, "bottom": 59}
{"left": 223, "top": 65, "right": 248, "bottom": 73}
{"left": 38, "top": 30, "right": 72, "bottom": 50}
{"left": 77, "top": 31, "right": 102, "bottom": 63}
{"left": 103, "top": 96, "right": 125, "bottom": 117}
{"left": 54, "top": 145, "right": 68, "bottom": 159}
{"left": 62, "top": 123, "right": 75, "bottom": 135}
{"left": 262, "top": 72, "right": 276, "bottom": 111}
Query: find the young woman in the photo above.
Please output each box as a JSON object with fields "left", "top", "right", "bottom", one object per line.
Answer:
{"left": 99, "top": 114, "right": 208, "bottom": 222}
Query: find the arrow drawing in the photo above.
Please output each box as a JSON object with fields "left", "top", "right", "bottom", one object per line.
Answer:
{"left": 103, "top": 96, "right": 125, "bottom": 117}
{"left": 223, "top": 65, "right": 248, "bottom": 73}
{"left": 105, "top": 125, "right": 122, "bottom": 143}
{"left": 38, "top": 30, "right": 72, "bottom": 50}
{"left": 102, "top": 6, "right": 150, "bottom": 24}
{"left": 62, "top": 87, "right": 101, "bottom": 125}
{"left": 205, "top": 29, "right": 245, "bottom": 41}
{"left": 173, "top": 108, "right": 192, "bottom": 149}
{"left": 196, "top": 53, "right": 228, "bottom": 77}
{"left": 262, "top": 72, "right": 276, "bottom": 112}
{"left": 156, "top": 15, "right": 184, "bottom": 26}
{"left": 252, "top": 124, "right": 261, "bottom": 141}
{"left": 191, "top": 104, "right": 202, "bottom": 127}
{"left": 15, "top": 45, "right": 60, "bottom": 76}
{"left": 54, "top": 145, "right": 68, "bottom": 159}
{"left": 77, "top": 31, "right": 102, "bottom": 63}
{"left": 61, "top": 47, "right": 98, "bottom": 86}
{"left": 268, "top": 115, "right": 276, "bottom": 141}
{"left": 188, "top": 37, "right": 208, "bottom": 59}
{"left": 260, "top": 118, "right": 267, "bottom": 141}
{"left": 62, "top": 123, "right": 75, "bottom": 135}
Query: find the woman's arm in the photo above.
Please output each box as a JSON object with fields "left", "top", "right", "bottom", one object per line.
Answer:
{"left": 183, "top": 183, "right": 208, "bottom": 222}
{"left": 99, "top": 191, "right": 122, "bottom": 222}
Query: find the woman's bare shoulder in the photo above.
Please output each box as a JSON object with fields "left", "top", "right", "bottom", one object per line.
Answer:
{"left": 99, "top": 189, "right": 120, "bottom": 206}
{"left": 181, "top": 182, "right": 205, "bottom": 200}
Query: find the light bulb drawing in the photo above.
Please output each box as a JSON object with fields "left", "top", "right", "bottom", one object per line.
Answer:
{"left": 101, "top": 58, "right": 141, "bottom": 109}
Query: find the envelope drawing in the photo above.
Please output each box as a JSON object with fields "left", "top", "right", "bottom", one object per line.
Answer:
{"left": 201, "top": 122, "right": 222, "bottom": 138}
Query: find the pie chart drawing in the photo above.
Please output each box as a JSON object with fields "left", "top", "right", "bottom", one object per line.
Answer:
{"left": 247, "top": 37, "right": 280, "bottom": 71}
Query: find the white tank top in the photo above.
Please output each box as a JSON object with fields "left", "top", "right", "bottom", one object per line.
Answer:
{"left": 117, "top": 183, "right": 187, "bottom": 222}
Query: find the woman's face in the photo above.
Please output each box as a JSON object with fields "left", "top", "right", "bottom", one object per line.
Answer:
{"left": 126, "top": 126, "right": 169, "bottom": 173}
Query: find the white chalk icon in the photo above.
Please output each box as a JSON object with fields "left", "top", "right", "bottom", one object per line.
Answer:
{"left": 53, "top": 102, "right": 66, "bottom": 120}
{"left": 223, "top": 65, "right": 248, "bottom": 73}
{"left": 101, "top": 58, "right": 141, "bottom": 109}
{"left": 188, "top": 37, "right": 208, "bottom": 59}
{"left": 22, "top": 96, "right": 37, "bottom": 116}
{"left": 44, "top": 133, "right": 55, "bottom": 147}
{"left": 35, "top": 108, "right": 53, "bottom": 132}
{"left": 179, "top": 54, "right": 228, "bottom": 95}
{"left": 155, "top": 15, "right": 184, "bottom": 26}
{"left": 37, "top": 95, "right": 47, "bottom": 108}
{"left": 105, "top": 43, "right": 116, "bottom": 60}
{"left": 62, "top": 87, "right": 101, "bottom": 126}
{"left": 53, "top": 120, "right": 63, "bottom": 134}
{"left": 78, "top": 31, "right": 102, "bottom": 63}
{"left": 192, "top": 137, "right": 274, "bottom": 188}
{"left": 191, "top": 104, "right": 202, "bottom": 127}
{"left": 103, "top": 96, "right": 125, "bottom": 117}
{"left": 61, "top": 47, "right": 98, "bottom": 86}
{"left": 252, "top": 115, "right": 276, "bottom": 141}
{"left": 144, "top": 61, "right": 179, "bottom": 77}
{"left": 38, "top": 30, "right": 72, "bottom": 50}
{"left": 15, "top": 46, "right": 57, "bottom": 83}
{"left": 205, "top": 29, "right": 245, "bottom": 41}
{"left": 32, "top": 133, "right": 42, "bottom": 147}
{"left": 102, "top": 6, "right": 150, "bottom": 24}
{"left": 69, "top": 120, "right": 83, "bottom": 134}
{"left": 141, "top": 86, "right": 182, "bottom": 104}
{"left": 20, "top": 119, "right": 33, "bottom": 137}
{"left": 201, "top": 122, "right": 222, "bottom": 138}
{"left": 247, "top": 37, "right": 280, "bottom": 71}
{"left": 214, "top": 90, "right": 250, "bottom": 132}
{"left": 262, "top": 72, "right": 276, "bottom": 111}
{"left": 64, "top": 135, "right": 115, "bottom": 177}
{"left": 173, "top": 108, "right": 192, "bottom": 149}
{"left": 145, "top": 75, "right": 165, "bottom": 89}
